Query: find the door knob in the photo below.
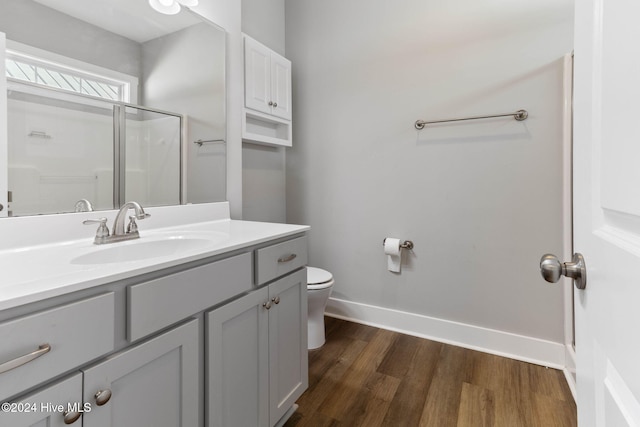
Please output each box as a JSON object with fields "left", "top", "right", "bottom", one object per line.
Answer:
{"left": 540, "top": 253, "right": 587, "bottom": 289}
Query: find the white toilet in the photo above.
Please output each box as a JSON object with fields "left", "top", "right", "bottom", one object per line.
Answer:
{"left": 306, "top": 267, "right": 334, "bottom": 350}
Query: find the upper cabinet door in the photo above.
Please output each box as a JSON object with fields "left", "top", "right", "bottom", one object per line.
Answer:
{"left": 244, "top": 36, "right": 292, "bottom": 121}
{"left": 270, "top": 54, "right": 292, "bottom": 120}
{"left": 245, "top": 38, "right": 273, "bottom": 116}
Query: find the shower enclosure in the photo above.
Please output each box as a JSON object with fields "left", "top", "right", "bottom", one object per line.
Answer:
{"left": 7, "top": 87, "right": 182, "bottom": 217}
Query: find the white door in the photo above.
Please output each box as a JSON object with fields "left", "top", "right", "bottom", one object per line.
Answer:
{"left": 0, "top": 32, "right": 8, "bottom": 218}
{"left": 572, "top": 0, "right": 640, "bottom": 424}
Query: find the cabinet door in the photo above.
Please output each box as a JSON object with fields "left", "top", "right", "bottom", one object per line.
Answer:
{"left": 0, "top": 373, "right": 83, "bottom": 427}
{"left": 82, "top": 319, "right": 200, "bottom": 427}
{"left": 245, "top": 38, "right": 273, "bottom": 115}
{"left": 207, "top": 287, "right": 269, "bottom": 427}
{"left": 268, "top": 269, "right": 308, "bottom": 426}
{"left": 270, "top": 54, "right": 292, "bottom": 120}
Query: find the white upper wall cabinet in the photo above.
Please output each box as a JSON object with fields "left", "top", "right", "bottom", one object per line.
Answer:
{"left": 243, "top": 35, "right": 292, "bottom": 147}
{"left": 245, "top": 36, "right": 291, "bottom": 120}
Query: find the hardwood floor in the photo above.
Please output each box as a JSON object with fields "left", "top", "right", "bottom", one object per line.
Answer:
{"left": 284, "top": 317, "right": 576, "bottom": 427}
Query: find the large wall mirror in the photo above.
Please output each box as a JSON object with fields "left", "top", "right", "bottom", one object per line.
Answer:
{"left": 0, "top": 0, "right": 226, "bottom": 217}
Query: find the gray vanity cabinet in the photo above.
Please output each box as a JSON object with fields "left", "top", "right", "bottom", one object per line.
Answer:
{"left": 267, "top": 268, "right": 308, "bottom": 426}
{"left": 207, "top": 286, "right": 270, "bottom": 427}
{"left": 82, "top": 319, "right": 200, "bottom": 427}
{"left": 207, "top": 268, "right": 308, "bottom": 427}
{"left": 1, "top": 233, "right": 308, "bottom": 427}
{"left": 0, "top": 373, "right": 83, "bottom": 427}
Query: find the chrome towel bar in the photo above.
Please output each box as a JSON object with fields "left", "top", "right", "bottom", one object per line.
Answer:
{"left": 193, "top": 139, "right": 226, "bottom": 146}
{"left": 415, "top": 109, "right": 528, "bottom": 129}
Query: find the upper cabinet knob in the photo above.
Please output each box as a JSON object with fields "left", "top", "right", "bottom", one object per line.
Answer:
{"left": 268, "top": 101, "right": 273, "bottom": 106}
{"left": 273, "top": 102, "right": 278, "bottom": 108}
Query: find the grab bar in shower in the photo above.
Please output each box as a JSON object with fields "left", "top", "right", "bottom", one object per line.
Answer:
{"left": 414, "top": 109, "right": 528, "bottom": 129}
{"left": 193, "top": 139, "right": 226, "bottom": 146}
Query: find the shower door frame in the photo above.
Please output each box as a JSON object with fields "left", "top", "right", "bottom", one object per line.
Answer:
{"left": 112, "top": 103, "right": 184, "bottom": 209}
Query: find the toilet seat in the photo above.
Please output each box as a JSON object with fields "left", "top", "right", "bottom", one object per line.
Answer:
{"left": 307, "top": 267, "right": 334, "bottom": 290}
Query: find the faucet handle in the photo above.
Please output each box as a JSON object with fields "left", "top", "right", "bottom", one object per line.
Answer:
{"left": 83, "top": 218, "right": 110, "bottom": 239}
{"left": 127, "top": 216, "right": 139, "bottom": 234}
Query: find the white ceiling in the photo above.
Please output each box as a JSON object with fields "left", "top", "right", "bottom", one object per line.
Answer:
{"left": 33, "top": 0, "right": 200, "bottom": 43}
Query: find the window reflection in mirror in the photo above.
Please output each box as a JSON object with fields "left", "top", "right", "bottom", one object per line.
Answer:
{"left": 0, "top": 0, "right": 226, "bottom": 217}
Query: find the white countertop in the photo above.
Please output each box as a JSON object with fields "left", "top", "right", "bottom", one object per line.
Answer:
{"left": 0, "top": 203, "right": 309, "bottom": 311}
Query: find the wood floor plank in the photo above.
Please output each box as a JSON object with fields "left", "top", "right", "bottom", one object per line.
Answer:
{"left": 456, "top": 382, "right": 495, "bottom": 427}
{"left": 325, "top": 317, "right": 378, "bottom": 342}
{"left": 337, "top": 372, "right": 401, "bottom": 426}
{"left": 419, "top": 345, "right": 474, "bottom": 427}
{"left": 381, "top": 338, "right": 443, "bottom": 427}
{"left": 377, "top": 334, "right": 421, "bottom": 379}
{"left": 307, "top": 322, "right": 370, "bottom": 388}
{"left": 318, "top": 328, "right": 397, "bottom": 420}
{"left": 295, "top": 338, "right": 368, "bottom": 418}
{"left": 530, "top": 392, "right": 578, "bottom": 427}
{"left": 526, "top": 364, "right": 574, "bottom": 402}
{"left": 286, "top": 318, "right": 576, "bottom": 427}
{"left": 286, "top": 411, "right": 341, "bottom": 427}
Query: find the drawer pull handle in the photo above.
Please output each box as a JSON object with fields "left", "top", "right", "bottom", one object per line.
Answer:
{"left": 0, "top": 344, "right": 51, "bottom": 374}
{"left": 277, "top": 254, "right": 297, "bottom": 263}
{"left": 94, "top": 389, "right": 112, "bottom": 406}
{"left": 63, "top": 410, "right": 82, "bottom": 424}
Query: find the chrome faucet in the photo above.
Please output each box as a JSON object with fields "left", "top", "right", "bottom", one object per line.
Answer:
{"left": 83, "top": 201, "right": 150, "bottom": 245}
{"left": 74, "top": 199, "right": 94, "bottom": 212}
{"left": 113, "top": 201, "right": 150, "bottom": 237}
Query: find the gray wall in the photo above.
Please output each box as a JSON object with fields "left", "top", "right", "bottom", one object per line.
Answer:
{"left": 241, "top": 0, "right": 285, "bottom": 56}
{"left": 241, "top": 0, "right": 287, "bottom": 223}
{"left": 0, "top": 0, "right": 141, "bottom": 79}
{"left": 285, "top": 0, "right": 574, "bottom": 343}
{"left": 142, "top": 23, "right": 226, "bottom": 204}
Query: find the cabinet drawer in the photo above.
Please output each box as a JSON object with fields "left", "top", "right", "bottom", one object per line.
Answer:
{"left": 255, "top": 236, "right": 307, "bottom": 285}
{"left": 128, "top": 252, "right": 252, "bottom": 341}
{"left": 0, "top": 293, "right": 115, "bottom": 402}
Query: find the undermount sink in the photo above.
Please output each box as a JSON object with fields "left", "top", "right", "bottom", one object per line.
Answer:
{"left": 71, "top": 232, "right": 227, "bottom": 265}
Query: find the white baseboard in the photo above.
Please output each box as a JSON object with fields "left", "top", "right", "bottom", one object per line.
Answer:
{"left": 325, "top": 297, "right": 566, "bottom": 369}
{"left": 563, "top": 344, "right": 577, "bottom": 401}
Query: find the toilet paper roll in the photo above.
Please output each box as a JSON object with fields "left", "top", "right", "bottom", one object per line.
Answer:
{"left": 384, "top": 238, "right": 402, "bottom": 273}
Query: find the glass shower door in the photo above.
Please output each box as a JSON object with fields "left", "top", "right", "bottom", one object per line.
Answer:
{"left": 6, "top": 90, "right": 115, "bottom": 216}
{"left": 122, "top": 106, "right": 181, "bottom": 208}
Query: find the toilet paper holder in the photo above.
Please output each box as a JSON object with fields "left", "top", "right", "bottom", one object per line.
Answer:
{"left": 382, "top": 238, "right": 414, "bottom": 250}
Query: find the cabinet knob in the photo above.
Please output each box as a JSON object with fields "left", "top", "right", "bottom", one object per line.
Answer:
{"left": 63, "top": 410, "right": 82, "bottom": 424}
{"left": 94, "top": 389, "right": 112, "bottom": 406}
{"left": 271, "top": 296, "right": 280, "bottom": 305}
{"left": 268, "top": 101, "right": 273, "bottom": 106}
{"left": 273, "top": 102, "right": 278, "bottom": 108}
{"left": 263, "top": 301, "right": 272, "bottom": 310}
